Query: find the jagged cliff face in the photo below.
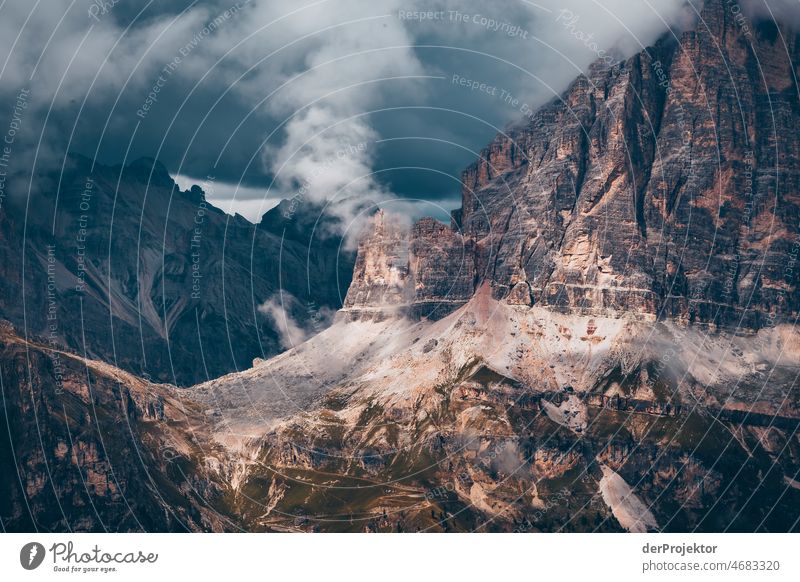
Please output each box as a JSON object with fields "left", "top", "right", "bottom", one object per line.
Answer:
{"left": 347, "top": 0, "right": 800, "bottom": 329}
{"left": 342, "top": 212, "right": 474, "bottom": 320}
{"left": 0, "top": 155, "right": 354, "bottom": 385}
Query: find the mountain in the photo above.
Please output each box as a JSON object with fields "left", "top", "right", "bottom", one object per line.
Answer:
{"left": 0, "top": 155, "right": 355, "bottom": 386}
{"left": 350, "top": 1, "right": 800, "bottom": 329}
{"left": 196, "top": 0, "right": 800, "bottom": 532}
{"left": 219, "top": 285, "right": 800, "bottom": 532}
{"left": 0, "top": 320, "right": 236, "bottom": 532}
{"left": 2, "top": 0, "right": 800, "bottom": 533}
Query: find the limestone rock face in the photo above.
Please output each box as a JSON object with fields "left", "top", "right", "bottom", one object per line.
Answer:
{"left": 346, "top": 0, "right": 800, "bottom": 329}
{"left": 507, "top": 281, "right": 533, "bottom": 306}
{"left": 342, "top": 212, "right": 475, "bottom": 320}
{"left": 342, "top": 210, "right": 412, "bottom": 318}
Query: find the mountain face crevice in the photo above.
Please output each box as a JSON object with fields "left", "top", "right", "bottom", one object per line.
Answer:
{"left": 343, "top": 0, "right": 799, "bottom": 330}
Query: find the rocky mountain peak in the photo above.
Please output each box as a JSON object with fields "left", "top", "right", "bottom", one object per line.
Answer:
{"left": 345, "top": 1, "right": 800, "bottom": 330}
{"left": 123, "top": 156, "right": 176, "bottom": 189}
{"left": 341, "top": 210, "right": 475, "bottom": 321}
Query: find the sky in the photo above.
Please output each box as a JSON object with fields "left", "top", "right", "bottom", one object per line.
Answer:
{"left": 0, "top": 0, "right": 791, "bottom": 223}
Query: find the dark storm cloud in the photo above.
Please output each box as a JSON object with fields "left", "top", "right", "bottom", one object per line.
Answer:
{"left": 1, "top": 0, "right": 796, "bottom": 223}
{"left": 0, "top": 0, "right": 237, "bottom": 186}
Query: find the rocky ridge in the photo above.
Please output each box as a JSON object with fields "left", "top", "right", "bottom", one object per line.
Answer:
{"left": 0, "top": 155, "right": 355, "bottom": 386}
{"left": 0, "top": 321, "right": 236, "bottom": 532}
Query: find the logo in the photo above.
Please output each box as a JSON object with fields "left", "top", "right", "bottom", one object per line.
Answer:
{"left": 20, "top": 542, "right": 46, "bottom": 570}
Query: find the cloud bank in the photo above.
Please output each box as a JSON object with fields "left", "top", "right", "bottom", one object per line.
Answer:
{"left": 1, "top": 0, "right": 797, "bottom": 225}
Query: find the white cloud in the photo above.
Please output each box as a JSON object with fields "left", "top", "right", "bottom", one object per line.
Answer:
{"left": 258, "top": 291, "right": 335, "bottom": 348}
